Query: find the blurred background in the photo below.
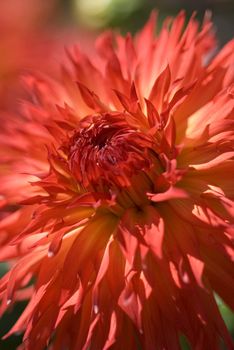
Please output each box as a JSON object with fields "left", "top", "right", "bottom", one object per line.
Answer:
{"left": 0, "top": 0, "right": 233, "bottom": 348}
{"left": 71, "top": 0, "right": 234, "bottom": 44}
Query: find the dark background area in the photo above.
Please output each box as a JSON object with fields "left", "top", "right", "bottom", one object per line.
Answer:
{"left": 59, "top": 0, "right": 234, "bottom": 44}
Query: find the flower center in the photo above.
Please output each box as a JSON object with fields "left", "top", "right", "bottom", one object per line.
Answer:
{"left": 67, "top": 113, "right": 157, "bottom": 192}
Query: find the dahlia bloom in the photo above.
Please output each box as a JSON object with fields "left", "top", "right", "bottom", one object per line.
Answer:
{"left": 0, "top": 11, "right": 234, "bottom": 350}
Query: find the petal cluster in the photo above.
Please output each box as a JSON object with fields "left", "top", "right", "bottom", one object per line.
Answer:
{"left": 0, "top": 11, "right": 234, "bottom": 350}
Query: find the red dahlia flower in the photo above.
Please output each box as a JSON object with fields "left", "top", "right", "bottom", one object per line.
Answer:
{"left": 0, "top": 11, "right": 234, "bottom": 350}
